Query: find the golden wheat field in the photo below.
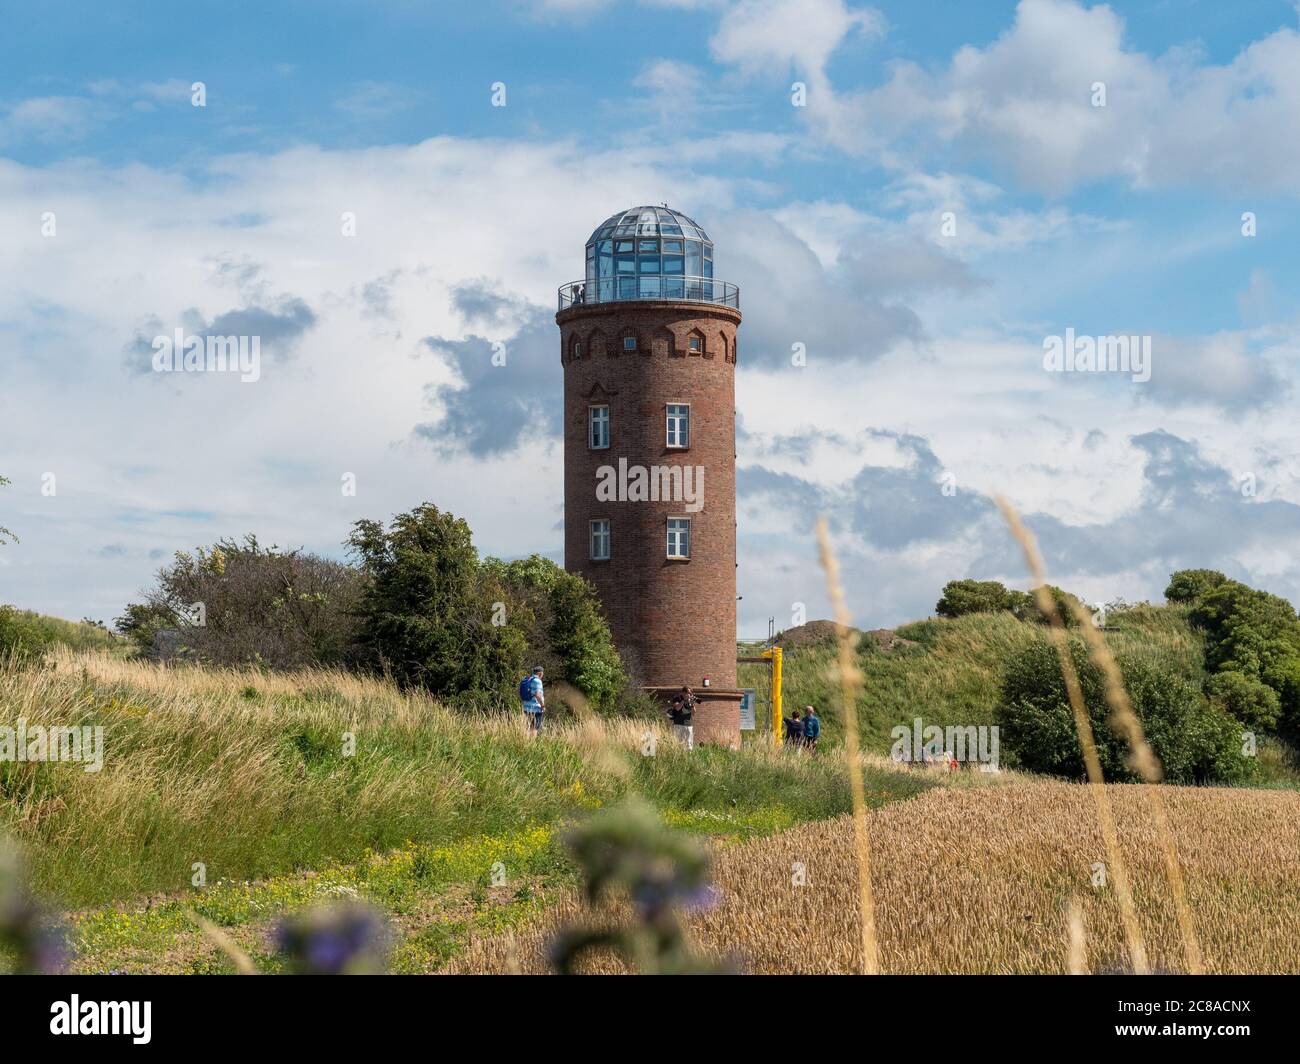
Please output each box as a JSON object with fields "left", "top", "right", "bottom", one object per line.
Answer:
{"left": 450, "top": 781, "right": 1300, "bottom": 974}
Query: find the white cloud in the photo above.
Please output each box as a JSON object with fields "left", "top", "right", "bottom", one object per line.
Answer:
{"left": 710, "top": 0, "right": 1300, "bottom": 196}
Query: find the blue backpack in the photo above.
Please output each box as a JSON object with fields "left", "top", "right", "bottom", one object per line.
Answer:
{"left": 518, "top": 676, "right": 533, "bottom": 701}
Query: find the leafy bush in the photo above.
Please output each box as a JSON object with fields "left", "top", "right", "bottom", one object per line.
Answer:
{"left": 0, "top": 606, "right": 46, "bottom": 664}
{"left": 1164, "top": 569, "right": 1228, "bottom": 604}
{"left": 483, "top": 555, "right": 627, "bottom": 714}
{"left": 997, "top": 639, "right": 1251, "bottom": 785}
{"left": 935, "top": 579, "right": 1025, "bottom": 618}
{"left": 346, "top": 504, "right": 529, "bottom": 710}
{"left": 116, "top": 535, "right": 363, "bottom": 668}
{"left": 1205, "top": 670, "right": 1282, "bottom": 731}
{"left": 1168, "top": 569, "right": 1300, "bottom": 742}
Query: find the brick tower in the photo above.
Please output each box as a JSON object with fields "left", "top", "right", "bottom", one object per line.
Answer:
{"left": 557, "top": 206, "right": 743, "bottom": 746}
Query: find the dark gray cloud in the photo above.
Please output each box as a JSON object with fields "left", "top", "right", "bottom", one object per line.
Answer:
{"left": 414, "top": 284, "right": 559, "bottom": 457}
{"left": 449, "top": 280, "right": 532, "bottom": 331}
{"left": 743, "top": 427, "right": 1300, "bottom": 618}
{"left": 124, "top": 295, "right": 317, "bottom": 375}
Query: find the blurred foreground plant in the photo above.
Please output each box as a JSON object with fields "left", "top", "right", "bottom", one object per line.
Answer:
{"left": 274, "top": 902, "right": 391, "bottom": 974}
{"left": 0, "top": 843, "right": 67, "bottom": 974}
{"left": 548, "top": 799, "right": 732, "bottom": 974}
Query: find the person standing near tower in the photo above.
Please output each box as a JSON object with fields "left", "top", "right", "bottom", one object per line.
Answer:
{"left": 668, "top": 685, "right": 697, "bottom": 750}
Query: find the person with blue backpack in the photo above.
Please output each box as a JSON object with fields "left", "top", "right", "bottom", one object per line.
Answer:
{"left": 801, "top": 705, "right": 821, "bottom": 750}
{"left": 519, "top": 666, "right": 545, "bottom": 733}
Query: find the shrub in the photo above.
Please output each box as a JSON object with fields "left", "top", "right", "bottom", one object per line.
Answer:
{"left": 935, "top": 579, "right": 1082, "bottom": 627}
{"left": 0, "top": 606, "right": 46, "bottom": 664}
{"left": 935, "top": 579, "right": 1022, "bottom": 618}
{"left": 1164, "top": 569, "right": 1228, "bottom": 605}
{"left": 1205, "top": 670, "right": 1282, "bottom": 731}
{"left": 483, "top": 555, "right": 627, "bottom": 714}
{"left": 116, "top": 535, "right": 363, "bottom": 668}
{"left": 1177, "top": 575, "right": 1300, "bottom": 742}
{"left": 997, "top": 639, "right": 1251, "bottom": 785}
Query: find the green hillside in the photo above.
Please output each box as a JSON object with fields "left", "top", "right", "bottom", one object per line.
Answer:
{"left": 740, "top": 604, "right": 1297, "bottom": 788}
{"left": 740, "top": 604, "right": 1201, "bottom": 747}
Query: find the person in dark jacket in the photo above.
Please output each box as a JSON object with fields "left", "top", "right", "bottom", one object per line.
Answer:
{"left": 783, "top": 709, "right": 804, "bottom": 747}
{"left": 667, "top": 686, "right": 697, "bottom": 750}
{"left": 801, "top": 705, "right": 821, "bottom": 749}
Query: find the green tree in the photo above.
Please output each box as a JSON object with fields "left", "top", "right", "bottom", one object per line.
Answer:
{"left": 1194, "top": 581, "right": 1300, "bottom": 738}
{"left": 483, "top": 554, "right": 626, "bottom": 713}
{"left": 346, "top": 504, "right": 528, "bottom": 709}
{"left": 1164, "top": 568, "right": 1229, "bottom": 605}
{"left": 997, "top": 638, "right": 1250, "bottom": 785}
{"left": 935, "top": 579, "right": 1021, "bottom": 618}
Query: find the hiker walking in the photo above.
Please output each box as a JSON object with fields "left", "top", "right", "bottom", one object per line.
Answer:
{"left": 519, "top": 666, "right": 545, "bottom": 733}
{"left": 801, "top": 705, "right": 821, "bottom": 750}
{"left": 668, "top": 685, "right": 697, "bottom": 750}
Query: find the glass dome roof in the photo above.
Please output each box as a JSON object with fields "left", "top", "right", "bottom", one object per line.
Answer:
{"left": 587, "top": 206, "right": 710, "bottom": 244}
{"left": 561, "top": 205, "right": 735, "bottom": 310}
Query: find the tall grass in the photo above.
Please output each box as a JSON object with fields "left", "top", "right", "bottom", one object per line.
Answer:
{"left": 0, "top": 648, "right": 927, "bottom": 909}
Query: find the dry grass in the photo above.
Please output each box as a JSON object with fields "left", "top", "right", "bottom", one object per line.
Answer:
{"left": 448, "top": 781, "right": 1300, "bottom": 974}
{"left": 3, "top": 647, "right": 911, "bottom": 910}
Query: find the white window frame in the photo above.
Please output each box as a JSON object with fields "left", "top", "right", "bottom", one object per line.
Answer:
{"left": 588, "top": 404, "right": 610, "bottom": 450}
{"left": 666, "top": 517, "right": 690, "bottom": 559}
{"left": 688, "top": 335, "right": 703, "bottom": 354}
{"left": 666, "top": 403, "right": 689, "bottom": 449}
{"left": 590, "top": 518, "right": 611, "bottom": 561}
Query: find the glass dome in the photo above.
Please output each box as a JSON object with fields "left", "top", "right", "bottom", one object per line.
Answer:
{"left": 585, "top": 205, "right": 713, "bottom": 287}
{"left": 559, "top": 205, "right": 737, "bottom": 310}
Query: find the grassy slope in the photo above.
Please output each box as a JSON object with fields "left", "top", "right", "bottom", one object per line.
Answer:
{"left": 0, "top": 607, "right": 121, "bottom": 655}
{"left": 1, "top": 647, "right": 932, "bottom": 972}
{"left": 740, "top": 604, "right": 1298, "bottom": 785}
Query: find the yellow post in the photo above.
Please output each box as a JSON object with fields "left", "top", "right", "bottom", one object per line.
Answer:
{"left": 762, "top": 646, "right": 783, "bottom": 746}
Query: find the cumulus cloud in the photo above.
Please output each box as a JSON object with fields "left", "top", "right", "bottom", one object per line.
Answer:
{"left": 711, "top": 0, "right": 1300, "bottom": 196}
{"left": 711, "top": 210, "right": 978, "bottom": 367}
{"left": 738, "top": 426, "right": 1300, "bottom": 629}
{"left": 416, "top": 285, "right": 560, "bottom": 457}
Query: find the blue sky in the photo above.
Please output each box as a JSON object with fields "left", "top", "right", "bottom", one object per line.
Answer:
{"left": 2, "top": 0, "right": 1299, "bottom": 635}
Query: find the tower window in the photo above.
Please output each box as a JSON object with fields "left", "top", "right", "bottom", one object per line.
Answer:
{"left": 589, "top": 405, "right": 610, "bottom": 449}
{"left": 622, "top": 335, "right": 637, "bottom": 352}
{"left": 666, "top": 404, "right": 689, "bottom": 448}
{"left": 573, "top": 340, "right": 583, "bottom": 358}
{"left": 667, "top": 518, "right": 690, "bottom": 559}
{"left": 688, "top": 336, "right": 702, "bottom": 354}
{"left": 590, "top": 519, "right": 611, "bottom": 561}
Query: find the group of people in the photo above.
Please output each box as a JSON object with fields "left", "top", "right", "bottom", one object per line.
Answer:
{"left": 517, "top": 667, "right": 820, "bottom": 753}
{"left": 783, "top": 706, "right": 821, "bottom": 750}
